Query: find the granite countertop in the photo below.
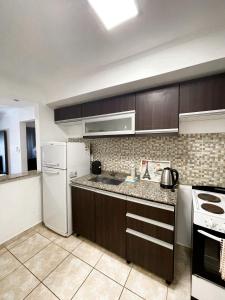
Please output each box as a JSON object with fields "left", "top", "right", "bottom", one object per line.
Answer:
{"left": 0, "top": 170, "right": 41, "bottom": 184}
{"left": 71, "top": 172, "right": 177, "bottom": 206}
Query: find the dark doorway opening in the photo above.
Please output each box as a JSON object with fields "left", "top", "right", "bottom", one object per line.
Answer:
{"left": 0, "top": 130, "right": 8, "bottom": 174}
{"left": 26, "top": 123, "right": 37, "bottom": 171}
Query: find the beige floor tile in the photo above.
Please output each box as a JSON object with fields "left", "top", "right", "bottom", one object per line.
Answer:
{"left": 72, "top": 240, "right": 103, "bottom": 266}
{"left": 54, "top": 234, "right": 82, "bottom": 252}
{"left": 167, "top": 287, "right": 190, "bottom": 300}
{"left": 72, "top": 269, "right": 123, "bottom": 300}
{"left": 35, "top": 225, "right": 60, "bottom": 241}
{"left": 26, "top": 283, "right": 58, "bottom": 300}
{"left": 120, "top": 288, "right": 143, "bottom": 300}
{"left": 0, "top": 251, "right": 21, "bottom": 280}
{"left": 25, "top": 243, "right": 69, "bottom": 280}
{"left": 95, "top": 252, "right": 131, "bottom": 285}
{"left": 168, "top": 267, "right": 190, "bottom": 296}
{"left": 44, "top": 254, "right": 92, "bottom": 300}
{"left": 125, "top": 266, "right": 167, "bottom": 300}
{"left": 175, "top": 245, "right": 191, "bottom": 266}
{"left": 0, "top": 265, "right": 39, "bottom": 300}
{"left": 5, "top": 230, "right": 36, "bottom": 250}
{"left": 0, "top": 248, "right": 7, "bottom": 256}
{"left": 10, "top": 233, "right": 50, "bottom": 263}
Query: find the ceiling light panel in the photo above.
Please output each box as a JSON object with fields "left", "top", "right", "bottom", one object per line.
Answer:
{"left": 88, "top": 0, "right": 138, "bottom": 30}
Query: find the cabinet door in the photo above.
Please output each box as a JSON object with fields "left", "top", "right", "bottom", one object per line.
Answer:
{"left": 126, "top": 232, "right": 174, "bottom": 282}
{"left": 71, "top": 187, "right": 95, "bottom": 242}
{"left": 95, "top": 193, "right": 126, "bottom": 258}
{"left": 82, "top": 94, "right": 135, "bottom": 118}
{"left": 180, "top": 74, "right": 225, "bottom": 113}
{"left": 54, "top": 104, "right": 82, "bottom": 122}
{"left": 135, "top": 86, "right": 179, "bottom": 132}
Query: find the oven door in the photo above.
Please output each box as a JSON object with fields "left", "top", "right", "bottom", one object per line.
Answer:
{"left": 192, "top": 224, "right": 225, "bottom": 288}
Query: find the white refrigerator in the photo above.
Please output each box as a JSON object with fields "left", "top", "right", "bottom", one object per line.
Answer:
{"left": 42, "top": 142, "right": 90, "bottom": 236}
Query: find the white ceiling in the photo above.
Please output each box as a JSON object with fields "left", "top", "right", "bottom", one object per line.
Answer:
{"left": 0, "top": 0, "right": 225, "bottom": 104}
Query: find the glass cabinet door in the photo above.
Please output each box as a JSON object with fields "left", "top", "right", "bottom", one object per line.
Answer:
{"left": 82, "top": 112, "right": 135, "bottom": 136}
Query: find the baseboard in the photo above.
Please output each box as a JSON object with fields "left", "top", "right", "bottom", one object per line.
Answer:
{"left": 0, "top": 220, "right": 42, "bottom": 247}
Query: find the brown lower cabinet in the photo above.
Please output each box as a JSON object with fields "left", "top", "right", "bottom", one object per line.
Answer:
{"left": 126, "top": 233, "right": 174, "bottom": 282}
{"left": 71, "top": 187, "right": 95, "bottom": 242}
{"left": 95, "top": 193, "right": 126, "bottom": 258}
{"left": 71, "top": 186, "right": 175, "bottom": 282}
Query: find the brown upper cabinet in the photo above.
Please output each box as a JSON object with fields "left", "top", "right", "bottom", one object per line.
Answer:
{"left": 180, "top": 74, "right": 225, "bottom": 114}
{"left": 135, "top": 85, "right": 179, "bottom": 132}
{"left": 82, "top": 94, "right": 135, "bottom": 117}
{"left": 54, "top": 104, "right": 82, "bottom": 122}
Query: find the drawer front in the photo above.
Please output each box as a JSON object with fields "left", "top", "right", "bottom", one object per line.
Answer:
{"left": 126, "top": 231, "right": 174, "bottom": 282}
{"left": 126, "top": 215, "right": 174, "bottom": 244}
{"left": 127, "top": 201, "right": 174, "bottom": 225}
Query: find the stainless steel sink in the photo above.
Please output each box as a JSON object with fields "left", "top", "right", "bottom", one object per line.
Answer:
{"left": 88, "top": 176, "right": 124, "bottom": 185}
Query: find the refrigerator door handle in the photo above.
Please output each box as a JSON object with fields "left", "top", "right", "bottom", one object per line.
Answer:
{"left": 43, "top": 162, "right": 60, "bottom": 167}
{"left": 43, "top": 170, "right": 60, "bottom": 175}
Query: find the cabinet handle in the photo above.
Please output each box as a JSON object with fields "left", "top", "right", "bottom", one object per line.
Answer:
{"left": 135, "top": 128, "right": 178, "bottom": 134}
{"left": 197, "top": 230, "right": 221, "bottom": 242}
{"left": 126, "top": 213, "right": 174, "bottom": 231}
{"left": 126, "top": 196, "right": 174, "bottom": 212}
{"left": 126, "top": 228, "right": 173, "bottom": 250}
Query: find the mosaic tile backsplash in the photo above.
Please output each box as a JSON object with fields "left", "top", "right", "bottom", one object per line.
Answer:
{"left": 70, "top": 133, "right": 225, "bottom": 187}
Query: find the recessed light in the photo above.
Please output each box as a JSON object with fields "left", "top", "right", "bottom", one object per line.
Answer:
{"left": 88, "top": 0, "right": 138, "bottom": 30}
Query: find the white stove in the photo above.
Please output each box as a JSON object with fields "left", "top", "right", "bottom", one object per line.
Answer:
{"left": 192, "top": 186, "right": 225, "bottom": 300}
{"left": 192, "top": 188, "right": 225, "bottom": 234}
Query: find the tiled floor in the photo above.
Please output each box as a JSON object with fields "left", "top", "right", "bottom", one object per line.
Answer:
{"left": 0, "top": 224, "right": 191, "bottom": 300}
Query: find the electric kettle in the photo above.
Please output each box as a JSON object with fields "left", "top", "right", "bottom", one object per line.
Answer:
{"left": 160, "top": 167, "right": 179, "bottom": 189}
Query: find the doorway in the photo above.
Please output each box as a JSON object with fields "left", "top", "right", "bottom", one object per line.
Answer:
{"left": 26, "top": 122, "right": 37, "bottom": 171}
{"left": 0, "top": 130, "right": 8, "bottom": 174}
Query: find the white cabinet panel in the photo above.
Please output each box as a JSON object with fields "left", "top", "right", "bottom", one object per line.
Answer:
{"left": 82, "top": 111, "right": 135, "bottom": 136}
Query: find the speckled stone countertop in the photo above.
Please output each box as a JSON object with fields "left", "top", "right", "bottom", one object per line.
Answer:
{"left": 0, "top": 170, "right": 41, "bottom": 184}
{"left": 71, "top": 172, "right": 177, "bottom": 206}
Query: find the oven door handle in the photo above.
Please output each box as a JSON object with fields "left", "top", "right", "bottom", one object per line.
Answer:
{"left": 198, "top": 230, "right": 222, "bottom": 242}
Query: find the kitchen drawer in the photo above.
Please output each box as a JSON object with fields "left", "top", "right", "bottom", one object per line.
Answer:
{"left": 126, "top": 214, "right": 174, "bottom": 244}
{"left": 126, "top": 230, "right": 174, "bottom": 282}
{"left": 127, "top": 201, "right": 174, "bottom": 225}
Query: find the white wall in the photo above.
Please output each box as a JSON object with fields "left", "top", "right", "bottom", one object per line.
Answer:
{"left": 58, "top": 121, "right": 83, "bottom": 138}
{"left": 36, "top": 104, "right": 67, "bottom": 171}
{"left": 48, "top": 28, "right": 225, "bottom": 106}
{"left": 20, "top": 121, "right": 28, "bottom": 172}
{"left": 37, "top": 104, "right": 66, "bottom": 144}
{"left": 0, "top": 175, "right": 42, "bottom": 244}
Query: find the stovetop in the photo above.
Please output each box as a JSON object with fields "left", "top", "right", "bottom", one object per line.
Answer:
{"left": 192, "top": 186, "right": 225, "bottom": 233}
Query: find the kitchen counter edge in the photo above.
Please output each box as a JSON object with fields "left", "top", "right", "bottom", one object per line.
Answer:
{"left": 71, "top": 175, "right": 177, "bottom": 206}
{"left": 0, "top": 170, "right": 41, "bottom": 184}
